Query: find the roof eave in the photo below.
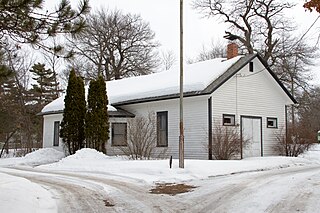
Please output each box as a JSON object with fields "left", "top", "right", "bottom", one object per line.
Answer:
{"left": 39, "top": 108, "right": 136, "bottom": 118}
{"left": 112, "top": 91, "right": 204, "bottom": 106}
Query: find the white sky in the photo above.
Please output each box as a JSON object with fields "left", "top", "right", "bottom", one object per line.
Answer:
{"left": 46, "top": 0, "right": 320, "bottom": 84}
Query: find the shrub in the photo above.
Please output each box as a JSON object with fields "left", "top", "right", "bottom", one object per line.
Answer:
{"left": 118, "top": 113, "right": 167, "bottom": 160}
{"left": 274, "top": 124, "right": 315, "bottom": 157}
{"left": 211, "top": 124, "right": 247, "bottom": 160}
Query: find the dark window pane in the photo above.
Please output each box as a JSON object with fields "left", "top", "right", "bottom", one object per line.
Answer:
{"left": 157, "top": 112, "right": 168, "bottom": 147}
{"left": 249, "top": 62, "right": 254, "bottom": 72}
{"left": 267, "top": 118, "right": 277, "bottom": 128}
{"left": 112, "top": 123, "right": 127, "bottom": 146}
{"left": 224, "top": 117, "right": 231, "bottom": 124}
{"left": 223, "top": 114, "right": 235, "bottom": 126}
{"left": 53, "top": 121, "right": 60, "bottom": 146}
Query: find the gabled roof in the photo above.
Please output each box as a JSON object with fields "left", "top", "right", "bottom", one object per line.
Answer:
{"left": 113, "top": 53, "right": 297, "bottom": 106}
{"left": 107, "top": 56, "right": 242, "bottom": 105}
{"left": 203, "top": 54, "right": 297, "bottom": 104}
{"left": 41, "top": 54, "right": 296, "bottom": 115}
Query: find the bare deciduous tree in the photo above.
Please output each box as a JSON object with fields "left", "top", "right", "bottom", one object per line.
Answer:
{"left": 68, "top": 9, "right": 160, "bottom": 80}
{"left": 297, "top": 86, "right": 320, "bottom": 141}
{"left": 273, "top": 34, "right": 317, "bottom": 95}
{"left": 188, "top": 38, "right": 226, "bottom": 64}
{"left": 41, "top": 38, "right": 64, "bottom": 94}
{"left": 0, "top": 42, "right": 40, "bottom": 156}
{"left": 160, "top": 50, "right": 177, "bottom": 70}
{"left": 193, "top": 0, "right": 294, "bottom": 64}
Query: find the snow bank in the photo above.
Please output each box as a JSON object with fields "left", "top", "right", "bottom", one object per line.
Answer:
{"left": 44, "top": 148, "right": 125, "bottom": 170}
{"left": 38, "top": 148, "right": 319, "bottom": 184}
{"left": 3, "top": 146, "right": 320, "bottom": 184}
{"left": 0, "top": 148, "right": 65, "bottom": 167}
{"left": 0, "top": 172, "right": 57, "bottom": 213}
{"left": 24, "top": 148, "right": 65, "bottom": 165}
{"left": 298, "top": 144, "right": 320, "bottom": 163}
{"left": 61, "top": 148, "right": 110, "bottom": 161}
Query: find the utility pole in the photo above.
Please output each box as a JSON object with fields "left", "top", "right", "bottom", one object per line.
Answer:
{"left": 179, "top": 0, "right": 184, "bottom": 168}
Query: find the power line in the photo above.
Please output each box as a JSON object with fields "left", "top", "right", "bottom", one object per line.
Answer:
{"left": 291, "top": 15, "right": 320, "bottom": 49}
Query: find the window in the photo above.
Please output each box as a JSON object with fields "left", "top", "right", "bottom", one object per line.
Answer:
{"left": 53, "top": 121, "right": 60, "bottom": 146}
{"left": 249, "top": 62, "right": 254, "bottom": 72}
{"left": 223, "top": 114, "right": 235, "bottom": 126}
{"left": 267, "top": 117, "right": 278, "bottom": 128}
{"left": 157, "top": 111, "right": 168, "bottom": 147}
{"left": 112, "top": 123, "right": 127, "bottom": 146}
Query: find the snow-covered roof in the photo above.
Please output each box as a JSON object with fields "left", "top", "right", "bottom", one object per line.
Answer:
{"left": 41, "top": 56, "right": 242, "bottom": 114}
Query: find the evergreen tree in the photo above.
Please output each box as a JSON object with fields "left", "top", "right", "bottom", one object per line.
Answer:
{"left": 85, "top": 75, "right": 109, "bottom": 154}
{"left": 29, "top": 63, "right": 60, "bottom": 105}
{"left": 60, "top": 69, "right": 86, "bottom": 155}
{"left": 0, "top": 0, "right": 89, "bottom": 52}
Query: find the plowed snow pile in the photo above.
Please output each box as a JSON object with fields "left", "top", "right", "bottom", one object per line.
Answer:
{"left": 0, "top": 148, "right": 65, "bottom": 166}
{"left": 44, "top": 148, "right": 125, "bottom": 169}
{"left": 24, "top": 148, "right": 65, "bottom": 165}
{"left": 61, "top": 148, "right": 110, "bottom": 161}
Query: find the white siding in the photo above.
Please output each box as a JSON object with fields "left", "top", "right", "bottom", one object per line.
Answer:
{"left": 121, "top": 95, "right": 209, "bottom": 159}
{"left": 211, "top": 58, "right": 293, "bottom": 157}
{"left": 43, "top": 113, "right": 131, "bottom": 155}
{"left": 43, "top": 114, "right": 64, "bottom": 152}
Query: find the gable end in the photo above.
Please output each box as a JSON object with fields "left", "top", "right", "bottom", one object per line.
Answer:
{"left": 203, "top": 53, "right": 297, "bottom": 104}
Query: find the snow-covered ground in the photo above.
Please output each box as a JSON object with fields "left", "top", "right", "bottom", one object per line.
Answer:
{"left": 1, "top": 145, "right": 320, "bottom": 212}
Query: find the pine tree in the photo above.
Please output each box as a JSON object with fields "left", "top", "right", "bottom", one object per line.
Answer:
{"left": 85, "top": 75, "right": 109, "bottom": 154}
{"left": 60, "top": 69, "right": 86, "bottom": 155}
{"left": 0, "top": 0, "right": 90, "bottom": 53}
{"left": 29, "top": 63, "right": 60, "bottom": 105}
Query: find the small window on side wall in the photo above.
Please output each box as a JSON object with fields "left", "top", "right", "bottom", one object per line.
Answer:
{"left": 267, "top": 117, "right": 277, "bottom": 128}
{"left": 112, "top": 123, "right": 127, "bottom": 146}
{"left": 223, "top": 114, "right": 235, "bottom": 126}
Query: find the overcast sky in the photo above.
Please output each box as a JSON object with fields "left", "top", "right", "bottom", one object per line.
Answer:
{"left": 46, "top": 0, "right": 320, "bottom": 84}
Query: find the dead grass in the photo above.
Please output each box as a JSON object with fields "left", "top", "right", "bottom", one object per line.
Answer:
{"left": 150, "top": 183, "right": 197, "bottom": 196}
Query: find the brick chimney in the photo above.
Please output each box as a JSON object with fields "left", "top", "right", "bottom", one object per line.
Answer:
{"left": 227, "top": 42, "right": 238, "bottom": 59}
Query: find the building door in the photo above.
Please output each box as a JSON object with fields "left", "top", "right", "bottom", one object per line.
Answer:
{"left": 241, "top": 116, "right": 262, "bottom": 158}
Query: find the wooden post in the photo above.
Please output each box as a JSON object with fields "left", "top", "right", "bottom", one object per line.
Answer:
{"left": 179, "top": 0, "right": 184, "bottom": 168}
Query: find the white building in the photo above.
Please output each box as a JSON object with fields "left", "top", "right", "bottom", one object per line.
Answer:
{"left": 40, "top": 45, "right": 296, "bottom": 159}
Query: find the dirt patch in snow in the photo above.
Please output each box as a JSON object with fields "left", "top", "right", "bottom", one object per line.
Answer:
{"left": 150, "top": 183, "right": 197, "bottom": 196}
{"left": 103, "top": 199, "right": 115, "bottom": 207}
